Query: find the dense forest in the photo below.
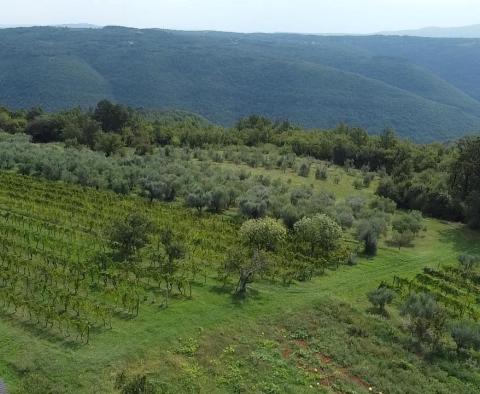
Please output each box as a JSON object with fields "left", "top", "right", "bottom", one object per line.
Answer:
{"left": 2, "top": 27, "right": 480, "bottom": 141}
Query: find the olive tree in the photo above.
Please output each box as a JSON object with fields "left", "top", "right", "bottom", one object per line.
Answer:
{"left": 367, "top": 287, "right": 395, "bottom": 314}
{"left": 227, "top": 218, "right": 286, "bottom": 297}
{"left": 294, "top": 214, "right": 342, "bottom": 257}
{"left": 186, "top": 187, "right": 208, "bottom": 213}
{"left": 400, "top": 292, "right": 446, "bottom": 350}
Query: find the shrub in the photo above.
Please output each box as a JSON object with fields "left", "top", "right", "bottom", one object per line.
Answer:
{"left": 400, "top": 293, "right": 446, "bottom": 349}
{"left": 315, "top": 166, "right": 328, "bottom": 180}
{"left": 294, "top": 214, "right": 343, "bottom": 257}
{"left": 298, "top": 162, "right": 310, "bottom": 177}
{"left": 240, "top": 217, "right": 287, "bottom": 252}
{"left": 451, "top": 323, "right": 480, "bottom": 352}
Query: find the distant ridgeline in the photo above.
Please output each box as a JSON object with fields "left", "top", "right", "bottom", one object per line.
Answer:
{"left": 1, "top": 27, "right": 480, "bottom": 142}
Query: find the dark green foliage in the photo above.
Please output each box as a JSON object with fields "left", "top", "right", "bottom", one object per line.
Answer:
{"left": 25, "top": 115, "right": 64, "bottom": 143}
{"left": 449, "top": 136, "right": 480, "bottom": 228}
{"left": 94, "top": 100, "right": 131, "bottom": 133}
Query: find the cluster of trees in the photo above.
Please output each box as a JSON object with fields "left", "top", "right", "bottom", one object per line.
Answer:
{"left": 2, "top": 102, "right": 480, "bottom": 228}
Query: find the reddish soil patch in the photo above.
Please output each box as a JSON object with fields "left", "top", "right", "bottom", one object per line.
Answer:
{"left": 315, "top": 352, "right": 332, "bottom": 364}
{"left": 340, "top": 368, "right": 372, "bottom": 390}
{"left": 293, "top": 339, "right": 307, "bottom": 348}
{"left": 282, "top": 347, "right": 292, "bottom": 359}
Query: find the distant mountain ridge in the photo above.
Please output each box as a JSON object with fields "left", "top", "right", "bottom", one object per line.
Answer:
{"left": 0, "top": 23, "right": 101, "bottom": 29}
{"left": 0, "top": 27, "right": 480, "bottom": 142}
{"left": 378, "top": 24, "right": 480, "bottom": 38}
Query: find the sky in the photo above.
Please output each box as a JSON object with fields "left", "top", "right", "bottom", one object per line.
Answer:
{"left": 1, "top": 0, "right": 480, "bottom": 34}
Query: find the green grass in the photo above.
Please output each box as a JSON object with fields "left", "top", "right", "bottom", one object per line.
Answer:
{"left": 216, "top": 160, "right": 377, "bottom": 200}
{"left": 0, "top": 169, "right": 479, "bottom": 393}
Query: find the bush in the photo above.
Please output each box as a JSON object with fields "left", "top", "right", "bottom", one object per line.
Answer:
{"left": 294, "top": 214, "right": 343, "bottom": 257}
{"left": 315, "top": 166, "right": 328, "bottom": 180}
{"left": 451, "top": 323, "right": 480, "bottom": 352}
{"left": 207, "top": 187, "right": 229, "bottom": 213}
{"left": 400, "top": 293, "right": 446, "bottom": 349}
{"left": 391, "top": 230, "right": 415, "bottom": 248}
{"left": 240, "top": 217, "right": 286, "bottom": 252}
{"left": 115, "top": 371, "right": 157, "bottom": 394}
{"left": 298, "top": 162, "right": 310, "bottom": 177}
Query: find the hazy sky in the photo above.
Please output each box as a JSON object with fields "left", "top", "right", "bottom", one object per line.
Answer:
{"left": 1, "top": 0, "right": 479, "bottom": 33}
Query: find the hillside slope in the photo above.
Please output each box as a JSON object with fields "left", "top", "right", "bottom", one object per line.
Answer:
{"left": 1, "top": 27, "right": 480, "bottom": 141}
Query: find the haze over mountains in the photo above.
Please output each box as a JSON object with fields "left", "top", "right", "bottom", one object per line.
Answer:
{"left": 379, "top": 24, "right": 480, "bottom": 38}
{"left": 1, "top": 26, "right": 480, "bottom": 142}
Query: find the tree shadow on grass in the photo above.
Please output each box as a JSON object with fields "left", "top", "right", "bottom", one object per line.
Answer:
{"left": 365, "top": 306, "right": 390, "bottom": 319}
{"left": 0, "top": 310, "right": 86, "bottom": 349}
{"left": 231, "top": 288, "right": 262, "bottom": 306}
{"left": 437, "top": 225, "right": 480, "bottom": 260}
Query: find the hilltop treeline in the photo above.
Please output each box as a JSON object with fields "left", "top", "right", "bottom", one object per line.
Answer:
{"left": 1, "top": 101, "right": 479, "bottom": 228}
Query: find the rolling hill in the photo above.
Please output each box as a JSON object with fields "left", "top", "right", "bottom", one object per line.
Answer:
{"left": 378, "top": 24, "right": 480, "bottom": 38}
{"left": 1, "top": 26, "right": 480, "bottom": 141}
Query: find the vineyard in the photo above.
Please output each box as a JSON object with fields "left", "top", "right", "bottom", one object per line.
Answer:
{"left": 392, "top": 265, "right": 480, "bottom": 321}
{"left": 0, "top": 171, "right": 237, "bottom": 343}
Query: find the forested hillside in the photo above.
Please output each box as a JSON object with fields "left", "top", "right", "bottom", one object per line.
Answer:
{"left": 1, "top": 27, "right": 480, "bottom": 141}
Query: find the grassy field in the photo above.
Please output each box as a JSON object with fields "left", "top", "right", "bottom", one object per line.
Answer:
{"left": 0, "top": 166, "right": 479, "bottom": 393}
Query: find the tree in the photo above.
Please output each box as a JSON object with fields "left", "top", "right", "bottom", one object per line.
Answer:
{"left": 294, "top": 214, "right": 342, "bottom": 257}
{"left": 391, "top": 230, "right": 415, "bottom": 248}
{"left": 207, "top": 187, "right": 229, "bottom": 213}
{"left": 240, "top": 217, "right": 286, "bottom": 252}
{"left": 186, "top": 188, "right": 208, "bottom": 213}
{"left": 449, "top": 136, "right": 480, "bottom": 228}
{"left": 94, "top": 132, "right": 123, "bottom": 156}
{"left": 298, "top": 162, "right": 310, "bottom": 177}
{"left": 108, "top": 212, "right": 154, "bottom": 262}
{"left": 356, "top": 213, "right": 389, "bottom": 256}
{"left": 155, "top": 228, "right": 186, "bottom": 306}
{"left": 315, "top": 166, "right": 328, "bottom": 180}
{"left": 25, "top": 115, "right": 64, "bottom": 143}
{"left": 239, "top": 186, "right": 269, "bottom": 219}
{"left": 93, "top": 100, "right": 131, "bottom": 133}
{"left": 392, "top": 211, "right": 423, "bottom": 236}
{"left": 367, "top": 287, "right": 395, "bottom": 314}
{"left": 228, "top": 218, "right": 286, "bottom": 296}
{"left": 457, "top": 254, "right": 480, "bottom": 273}
{"left": 400, "top": 292, "right": 446, "bottom": 350}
